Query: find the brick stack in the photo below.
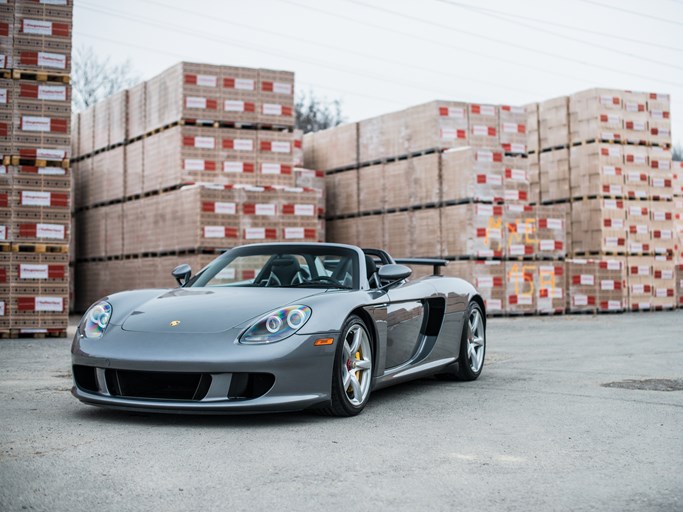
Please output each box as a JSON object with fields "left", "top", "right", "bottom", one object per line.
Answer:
{"left": 0, "top": 0, "right": 72, "bottom": 336}
{"left": 565, "top": 259, "right": 625, "bottom": 313}
{"left": 313, "top": 88, "right": 682, "bottom": 315}
{"left": 73, "top": 62, "right": 323, "bottom": 311}
{"left": 309, "top": 100, "right": 572, "bottom": 315}
{"left": 673, "top": 160, "right": 683, "bottom": 307}
{"left": 526, "top": 88, "right": 675, "bottom": 312}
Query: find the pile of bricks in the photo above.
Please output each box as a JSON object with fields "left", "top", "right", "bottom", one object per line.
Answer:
{"left": 528, "top": 88, "right": 676, "bottom": 312}
{"left": 309, "top": 87, "right": 680, "bottom": 315}
{"left": 0, "top": 0, "right": 72, "bottom": 336}
{"left": 72, "top": 62, "right": 323, "bottom": 311}
{"left": 307, "top": 101, "right": 572, "bottom": 315}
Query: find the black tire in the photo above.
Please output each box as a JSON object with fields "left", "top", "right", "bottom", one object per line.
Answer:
{"left": 317, "top": 315, "right": 373, "bottom": 417}
{"left": 438, "top": 301, "right": 486, "bottom": 381}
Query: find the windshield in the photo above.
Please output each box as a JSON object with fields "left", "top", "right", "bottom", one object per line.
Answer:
{"left": 189, "top": 245, "right": 359, "bottom": 290}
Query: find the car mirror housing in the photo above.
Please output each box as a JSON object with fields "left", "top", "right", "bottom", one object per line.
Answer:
{"left": 378, "top": 264, "right": 412, "bottom": 284}
{"left": 172, "top": 264, "right": 192, "bottom": 286}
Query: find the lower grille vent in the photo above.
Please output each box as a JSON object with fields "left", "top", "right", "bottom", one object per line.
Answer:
{"left": 105, "top": 369, "right": 211, "bottom": 401}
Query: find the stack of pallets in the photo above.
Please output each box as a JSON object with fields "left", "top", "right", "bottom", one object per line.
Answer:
{"left": 308, "top": 87, "right": 681, "bottom": 315}
{"left": 72, "top": 62, "right": 323, "bottom": 311}
{"left": 308, "top": 101, "right": 572, "bottom": 316}
{"left": 528, "top": 88, "right": 674, "bottom": 312}
{"left": 0, "top": 0, "right": 72, "bottom": 337}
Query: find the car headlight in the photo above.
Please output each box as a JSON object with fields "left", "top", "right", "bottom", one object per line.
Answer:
{"left": 79, "top": 301, "right": 112, "bottom": 339}
{"left": 240, "top": 305, "right": 311, "bottom": 344}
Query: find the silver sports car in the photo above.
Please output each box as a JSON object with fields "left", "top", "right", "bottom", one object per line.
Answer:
{"left": 71, "top": 243, "right": 486, "bottom": 416}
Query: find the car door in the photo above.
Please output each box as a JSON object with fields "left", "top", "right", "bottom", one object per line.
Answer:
{"left": 383, "top": 280, "right": 437, "bottom": 369}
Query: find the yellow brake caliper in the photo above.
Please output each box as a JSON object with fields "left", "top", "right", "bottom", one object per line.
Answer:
{"left": 355, "top": 350, "right": 362, "bottom": 385}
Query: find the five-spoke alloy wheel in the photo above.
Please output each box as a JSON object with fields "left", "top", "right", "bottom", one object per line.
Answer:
{"left": 466, "top": 306, "right": 485, "bottom": 374}
{"left": 320, "top": 315, "right": 374, "bottom": 416}
{"left": 341, "top": 323, "right": 373, "bottom": 407}
{"left": 437, "top": 300, "right": 486, "bottom": 381}
{"left": 455, "top": 301, "right": 486, "bottom": 381}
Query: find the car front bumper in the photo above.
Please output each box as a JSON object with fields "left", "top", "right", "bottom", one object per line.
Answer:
{"left": 70, "top": 326, "right": 339, "bottom": 414}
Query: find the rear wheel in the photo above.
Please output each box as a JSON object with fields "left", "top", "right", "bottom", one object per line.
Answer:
{"left": 439, "top": 301, "right": 486, "bottom": 381}
{"left": 318, "top": 315, "right": 373, "bottom": 417}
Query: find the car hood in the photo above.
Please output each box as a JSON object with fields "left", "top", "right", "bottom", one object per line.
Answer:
{"left": 120, "top": 287, "right": 328, "bottom": 334}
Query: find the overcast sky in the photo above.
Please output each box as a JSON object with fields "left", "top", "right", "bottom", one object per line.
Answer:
{"left": 74, "top": 0, "right": 682, "bottom": 148}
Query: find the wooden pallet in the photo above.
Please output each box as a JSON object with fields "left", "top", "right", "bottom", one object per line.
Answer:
{"left": 571, "top": 251, "right": 630, "bottom": 257}
{"left": 6, "top": 329, "right": 68, "bottom": 339}
{"left": 11, "top": 243, "right": 69, "bottom": 254}
{"left": 11, "top": 69, "right": 70, "bottom": 84}
{"left": 2, "top": 155, "right": 70, "bottom": 169}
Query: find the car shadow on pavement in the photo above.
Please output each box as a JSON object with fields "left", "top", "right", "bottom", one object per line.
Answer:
{"left": 69, "top": 375, "right": 483, "bottom": 428}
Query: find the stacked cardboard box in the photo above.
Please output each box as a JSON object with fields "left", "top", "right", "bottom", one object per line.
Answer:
{"left": 571, "top": 198, "right": 626, "bottom": 254}
{"left": 358, "top": 101, "right": 470, "bottom": 163}
{"left": 345, "top": 148, "right": 530, "bottom": 218}
{"left": 538, "top": 97, "right": 568, "bottom": 150}
{"left": 443, "top": 260, "right": 567, "bottom": 315}
{"left": 569, "top": 143, "right": 624, "bottom": 198}
{"left": 468, "top": 104, "right": 499, "bottom": 149}
{"left": 0, "top": 0, "right": 73, "bottom": 335}
{"left": 439, "top": 203, "right": 566, "bottom": 260}
{"left": 651, "top": 255, "right": 676, "bottom": 310}
{"left": 527, "top": 88, "right": 677, "bottom": 310}
{"left": 138, "top": 63, "right": 293, "bottom": 133}
{"left": 499, "top": 105, "right": 527, "bottom": 155}
{"left": 73, "top": 62, "right": 324, "bottom": 311}
{"left": 623, "top": 256, "right": 653, "bottom": 311}
{"left": 76, "top": 125, "right": 301, "bottom": 206}
{"left": 317, "top": 87, "right": 681, "bottom": 314}
{"left": 445, "top": 260, "right": 505, "bottom": 315}
{"left": 303, "top": 122, "right": 358, "bottom": 172}
{"left": 539, "top": 148, "right": 569, "bottom": 203}
{"left": 674, "top": 162, "right": 683, "bottom": 265}
{"left": 566, "top": 259, "right": 626, "bottom": 313}
{"left": 73, "top": 185, "right": 320, "bottom": 311}
{"left": 313, "top": 100, "right": 576, "bottom": 315}
{"left": 76, "top": 67, "right": 299, "bottom": 202}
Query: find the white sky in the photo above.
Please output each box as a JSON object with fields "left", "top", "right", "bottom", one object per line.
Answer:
{"left": 74, "top": 0, "right": 683, "bottom": 147}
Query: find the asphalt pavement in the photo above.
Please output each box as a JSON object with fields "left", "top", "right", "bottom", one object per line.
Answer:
{"left": 1, "top": 311, "right": 682, "bottom": 512}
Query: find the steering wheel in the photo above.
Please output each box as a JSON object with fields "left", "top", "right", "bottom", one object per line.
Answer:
{"left": 291, "top": 268, "right": 311, "bottom": 285}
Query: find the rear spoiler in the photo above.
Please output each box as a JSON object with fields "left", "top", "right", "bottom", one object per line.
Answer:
{"left": 394, "top": 258, "right": 448, "bottom": 276}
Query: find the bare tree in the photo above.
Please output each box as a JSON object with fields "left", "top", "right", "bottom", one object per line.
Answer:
{"left": 673, "top": 143, "right": 682, "bottom": 161}
{"left": 295, "top": 90, "right": 345, "bottom": 133}
{"left": 72, "top": 46, "right": 140, "bottom": 111}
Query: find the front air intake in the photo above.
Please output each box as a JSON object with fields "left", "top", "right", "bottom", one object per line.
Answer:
{"left": 228, "top": 373, "right": 275, "bottom": 400}
{"left": 105, "top": 369, "right": 211, "bottom": 401}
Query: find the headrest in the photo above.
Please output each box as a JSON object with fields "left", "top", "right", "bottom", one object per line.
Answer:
{"left": 364, "top": 254, "right": 377, "bottom": 279}
{"left": 272, "top": 255, "right": 299, "bottom": 267}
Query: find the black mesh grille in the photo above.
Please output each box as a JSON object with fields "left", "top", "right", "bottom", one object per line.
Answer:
{"left": 105, "top": 369, "right": 210, "bottom": 401}
{"left": 73, "top": 365, "right": 98, "bottom": 393}
{"left": 228, "top": 373, "right": 275, "bottom": 400}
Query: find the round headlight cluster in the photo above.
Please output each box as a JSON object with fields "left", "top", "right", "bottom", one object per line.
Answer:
{"left": 81, "top": 301, "right": 112, "bottom": 339}
{"left": 287, "top": 308, "right": 306, "bottom": 329}
{"left": 266, "top": 315, "right": 282, "bottom": 333}
{"left": 241, "top": 305, "right": 311, "bottom": 344}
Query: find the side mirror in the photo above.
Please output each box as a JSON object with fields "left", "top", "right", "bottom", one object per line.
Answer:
{"left": 172, "top": 264, "right": 192, "bottom": 286}
{"left": 378, "top": 264, "right": 412, "bottom": 284}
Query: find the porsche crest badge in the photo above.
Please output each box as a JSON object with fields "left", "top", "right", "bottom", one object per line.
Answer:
{"left": 169, "top": 320, "right": 181, "bottom": 327}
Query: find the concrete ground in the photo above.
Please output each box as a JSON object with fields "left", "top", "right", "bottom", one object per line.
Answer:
{"left": 1, "top": 312, "right": 682, "bottom": 512}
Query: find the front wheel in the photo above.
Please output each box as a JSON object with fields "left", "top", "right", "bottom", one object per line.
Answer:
{"left": 319, "top": 315, "right": 373, "bottom": 417}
